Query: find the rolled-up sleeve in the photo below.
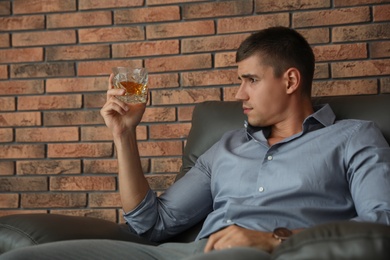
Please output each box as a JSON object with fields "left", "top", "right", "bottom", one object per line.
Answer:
{"left": 346, "top": 121, "right": 390, "bottom": 224}
{"left": 123, "top": 145, "right": 216, "bottom": 242}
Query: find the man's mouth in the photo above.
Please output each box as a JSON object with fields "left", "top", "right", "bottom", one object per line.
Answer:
{"left": 242, "top": 106, "right": 252, "bottom": 114}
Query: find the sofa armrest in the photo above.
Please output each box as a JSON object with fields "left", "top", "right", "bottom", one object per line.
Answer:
{"left": 0, "top": 214, "right": 156, "bottom": 254}
{"left": 272, "top": 221, "right": 390, "bottom": 260}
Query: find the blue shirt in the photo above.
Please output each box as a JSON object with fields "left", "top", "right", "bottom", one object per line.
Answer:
{"left": 124, "top": 104, "right": 390, "bottom": 242}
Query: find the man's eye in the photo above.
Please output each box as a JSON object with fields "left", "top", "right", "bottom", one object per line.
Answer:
{"left": 249, "top": 78, "right": 256, "bottom": 83}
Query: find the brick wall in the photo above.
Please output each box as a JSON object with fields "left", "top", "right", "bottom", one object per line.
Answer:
{"left": 0, "top": 0, "right": 389, "bottom": 223}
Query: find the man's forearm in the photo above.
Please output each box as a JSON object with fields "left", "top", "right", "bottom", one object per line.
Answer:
{"left": 114, "top": 130, "right": 150, "bottom": 213}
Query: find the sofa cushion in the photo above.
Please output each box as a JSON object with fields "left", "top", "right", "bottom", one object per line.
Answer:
{"left": 272, "top": 221, "right": 390, "bottom": 260}
{"left": 0, "top": 214, "right": 156, "bottom": 254}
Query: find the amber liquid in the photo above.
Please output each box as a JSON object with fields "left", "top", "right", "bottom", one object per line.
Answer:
{"left": 117, "top": 81, "right": 145, "bottom": 96}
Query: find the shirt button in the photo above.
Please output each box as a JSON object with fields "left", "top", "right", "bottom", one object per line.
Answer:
{"left": 226, "top": 219, "right": 232, "bottom": 224}
{"left": 259, "top": 187, "right": 264, "bottom": 192}
{"left": 267, "top": 155, "right": 273, "bottom": 161}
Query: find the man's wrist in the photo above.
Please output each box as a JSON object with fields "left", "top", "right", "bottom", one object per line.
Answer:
{"left": 272, "top": 227, "right": 293, "bottom": 243}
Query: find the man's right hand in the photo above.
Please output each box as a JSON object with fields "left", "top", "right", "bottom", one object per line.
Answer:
{"left": 100, "top": 74, "right": 147, "bottom": 138}
{"left": 100, "top": 73, "right": 150, "bottom": 213}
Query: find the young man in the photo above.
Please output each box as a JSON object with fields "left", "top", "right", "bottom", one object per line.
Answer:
{"left": 2, "top": 27, "right": 389, "bottom": 260}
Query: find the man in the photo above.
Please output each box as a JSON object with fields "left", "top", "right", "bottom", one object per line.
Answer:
{"left": 1, "top": 26, "right": 389, "bottom": 260}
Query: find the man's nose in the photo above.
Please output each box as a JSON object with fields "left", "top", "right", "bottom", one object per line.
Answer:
{"left": 235, "top": 84, "right": 248, "bottom": 101}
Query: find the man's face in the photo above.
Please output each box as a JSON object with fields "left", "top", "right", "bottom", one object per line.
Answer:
{"left": 235, "top": 54, "right": 288, "bottom": 127}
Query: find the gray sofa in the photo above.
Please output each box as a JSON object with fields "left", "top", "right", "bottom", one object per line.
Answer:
{"left": 1, "top": 95, "right": 390, "bottom": 259}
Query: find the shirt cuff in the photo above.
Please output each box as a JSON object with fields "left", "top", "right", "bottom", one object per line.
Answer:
{"left": 123, "top": 189, "right": 158, "bottom": 235}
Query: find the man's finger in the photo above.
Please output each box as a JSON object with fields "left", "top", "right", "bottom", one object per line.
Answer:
{"left": 204, "top": 227, "right": 229, "bottom": 253}
{"left": 108, "top": 73, "right": 114, "bottom": 89}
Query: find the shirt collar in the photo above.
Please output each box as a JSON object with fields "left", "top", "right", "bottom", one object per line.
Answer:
{"left": 245, "top": 104, "right": 336, "bottom": 141}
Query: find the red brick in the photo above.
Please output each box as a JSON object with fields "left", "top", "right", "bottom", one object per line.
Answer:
{"left": 146, "top": 54, "right": 212, "bottom": 73}
{"left": 297, "top": 28, "right": 330, "bottom": 44}
{"left": 182, "top": 34, "right": 249, "bottom": 53}
{"left": 50, "top": 209, "right": 117, "bottom": 222}
{"left": 0, "top": 34, "right": 10, "bottom": 48}
{"left": 0, "top": 194, "right": 18, "bottom": 208}
{"left": 81, "top": 126, "right": 111, "bottom": 141}
{"left": 183, "top": 0, "right": 252, "bottom": 19}
{"left": 312, "top": 43, "right": 367, "bottom": 62}
{"left": 333, "top": 24, "right": 390, "bottom": 42}
{"left": 21, "top": 193, "right": 86, "bottom": 208}
{"left": 16, "top": 160, "right": 81, "bottom": 175}
{"left": 0, "top": 210, "right": 48, "bottom": 217}
{"left": 138, "top": 141, "right": 182, "bottom": 156}
{"left": 148, "top": 73, "right": 179, "bottom": 89}
{"left": 178, "top": 106, "right": 195, "bottom": 121}
{"left": 256, "top": 0, "right": 329, "bottom": 12}
{"left": 79, "top": 27, "right": 144, "bottom": 43}
{"left": 13, "top": 0, "right": 76, "bottom": 14}
{"left": 146, "top": 174, "right": 176, "bottom": 190}
{"left": 151, "top": 158, "right": 182, "bottom": 173}
{"left": 334, "top": 0, "right": 388, "bottom": 7}
{"left": 146, "top": 20, "right": 215, "bottom": 39}
{"left": 382, "top": 78, "right": 390, "bottom": 93}
{"left": 0, "top": 97, "right": 15, "bottom": 111}
{"left": 218, "top": 14, "right": 289, "bottom": 34}
{"left": 44, "top": 110, "right": 103, "bottom": 126}
{"left": 0, "top": 176, "right": 47, "bottom": 191}
{"left": 50, "top": 176, "right": 116, "bottom": 191}
{"left": 0, "top": 1, "right": 10, "bottom": 15}
{"left": 89, "top": 193, "right": 121, "bottom": 207}
{"left": 83, "top": 158, "right": 150, "bottom": 174}
{"left": 314, "top": 64, "right": 330, "bottom": 79}
{"left": 223, "top": 86, "right": 239, "bottom": 101}
{"left": 150, "top": 123, "right": 191, "bottom": 139}
{"left": 0, "top": 66, "right": 8, "bottom": 79}
{"left": 84, "top": 93, "right": 106, "bottom": 108}
{"left": 0, "top": 161, "right": 14, "bottom": 175}
{"left": 373, "top": 4, "right": 390, "bottom": 21}
{"left": 79, "top": 0, "right": 143, "bottom": 9}
{"left": 18, "top": 95, "right": 82, "bottom": 110}
{"left": 148, "top": 0, "right": 201, "bottom": 4}
{"left": 48, "top": 143, "right": 113, "bottom": 158}
{"left": 11, "top": 63, "right": 75, "bottom": 78}
{"left": 0, "top": 112, "right": 41, "bottom": 127}
{"left": 46, "top": 77, "right": 107, "bottom": 93}
{"left": 81, "top": 125, "right": 147, "bottom": 141}
{"left": 152, "top": 88, "right": 221, "bottom": 105}
{"left": 370, "top": 41, "right": 390, "bottom": 58}
{"left": 332, "top": 59, "right": 390, "bottom": 78}
{"left": 0, "top": 128, "right": 13, "bottom": 142}
{"left": 215, "top": 52, "right": 236, "bottom": 68}
{"left": 0, "top": 144, "right": 45, "bottom": 159}
{"left": 0, "top": 80, "right": 44, "bottom": 95}
{"left": 115, "top": 6, "right": 180, "bottom": 24}
{"left": 15, "top": 127, "right": 79, "bottom": 142}
{"left": 77, "top": 60, "right": 143, "bottom": 76}
{"left": 12, "top": 30, "right": 76, "bottom": 47}
{"left": 0, "top": 15, "right": 44, "bottom": 31}
{"left": 47, "top": 11, "right": 112, "bottom": 28}
{"left": 181, "top": 69, "right": 240, "bottom": 87}
{"left": 293, "top": 7, "right": 370, "bottom": 28}
{"left": 0, "top": 48, "right": 43, "bottom": 63}
{"left": 112, "top": 40, "right": 179, "bottom": 58}
{"left": 46, "top": 45, "right": 110, "bottom": 61}
{"left": 142, "top": 107, "right": 176, "bottom": 122}
{"left": 83, "top": 159, "right": 118, "bottom": 174}
{"left": 312, "top": 79, "right": 378, "bottom": 96}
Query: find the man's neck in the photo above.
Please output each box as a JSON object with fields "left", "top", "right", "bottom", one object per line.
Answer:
{"left": 268, "top": 100, "right": 314, "bottom": 146}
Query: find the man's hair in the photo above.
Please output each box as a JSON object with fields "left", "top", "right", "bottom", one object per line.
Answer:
{"left": 236, "top": 27, "right": 315, "bottom": 97}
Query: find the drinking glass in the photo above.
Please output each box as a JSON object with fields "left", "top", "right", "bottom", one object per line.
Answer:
{"left": 112, "top": 67, "right": 148, "bottom": 103}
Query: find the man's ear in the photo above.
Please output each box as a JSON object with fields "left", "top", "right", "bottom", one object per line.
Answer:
{"left": 285, "top": 68, "right": 301, "bottom": 94}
